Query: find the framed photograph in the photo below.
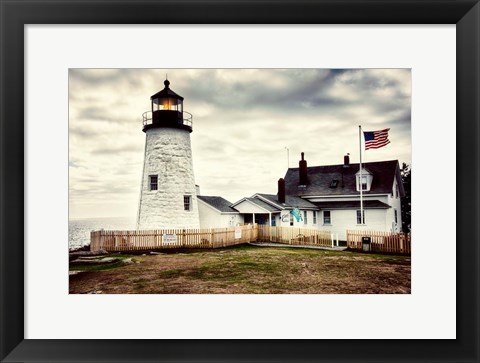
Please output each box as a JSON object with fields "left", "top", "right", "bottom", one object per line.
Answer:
{"left": 1, "top": 1, "right": 479, "bottom": 362}
{"left": 68, "top": 67, "right": 412, "bottom": 295}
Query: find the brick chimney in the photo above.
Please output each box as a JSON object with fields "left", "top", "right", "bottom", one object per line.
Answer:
{"left": 278, "top": 178, "right": 285, "bottom": 203}
{"left": 343, "top": 154, "right": 350, "bottom": 168}
{"left": 299, "top": 152, "right": 308, "bottom": 186}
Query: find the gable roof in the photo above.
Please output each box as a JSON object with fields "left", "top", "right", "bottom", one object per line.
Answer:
{"left": 255, "top": 193, "right": 318, "bottom": 210}
{"left": 197, "top": 196, "right": 238, "bottom": 213}
{"left": 284, "top": 160, "right": 403, "bottom": 197}
{"left": 243, "top": 197, "right": 281, "bottom": 212}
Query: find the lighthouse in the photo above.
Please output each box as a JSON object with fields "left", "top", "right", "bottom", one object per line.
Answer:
{"left": 136, "top": 80, "right": 200, "bottom": 230}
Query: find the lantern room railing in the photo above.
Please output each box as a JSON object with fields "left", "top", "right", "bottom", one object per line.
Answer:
{"left": 142, "top": 111, "right": 193, "bottom": 128}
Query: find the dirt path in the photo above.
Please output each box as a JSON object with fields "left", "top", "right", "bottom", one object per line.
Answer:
{"left": 69, "top": 245, "right": 411, "bottom": 294}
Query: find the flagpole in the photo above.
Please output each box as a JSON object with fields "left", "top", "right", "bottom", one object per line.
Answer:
{"left": 359, "top": 125, "right": 364, "bottom": 225}
{"left": 284, "top": 147, "right": 289, "bottom": 169}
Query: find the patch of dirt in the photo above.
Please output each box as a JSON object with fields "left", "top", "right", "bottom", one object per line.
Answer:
{"left": 69, "top": 246, "right": 411, "bottom": 294}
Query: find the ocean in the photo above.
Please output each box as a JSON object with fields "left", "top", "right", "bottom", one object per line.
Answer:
{"left": 69, "top": 217, "right": 135, "bottom": 250}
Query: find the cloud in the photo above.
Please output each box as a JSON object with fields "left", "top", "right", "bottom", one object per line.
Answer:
{"left": 91, "top": 143, "right": 142, "bottom": 155}
{"left": 69, "top": 68, "right": 411, "bottom": 219}
{"left": 69, "top": 160, "right": 82, "bottom": 168}
{"left": 70, "top": 68, "right": 145, "bottom": 89}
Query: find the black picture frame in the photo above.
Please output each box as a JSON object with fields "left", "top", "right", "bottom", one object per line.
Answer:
{"left": 1, "top": 1, "right": 479, "bottom": 362}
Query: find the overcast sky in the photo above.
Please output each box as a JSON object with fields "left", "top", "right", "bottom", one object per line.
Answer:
{"left": 69, "top": 69, "right": 411, "bottom": 220}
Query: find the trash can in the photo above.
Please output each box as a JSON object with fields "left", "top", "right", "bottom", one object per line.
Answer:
{"left": 362, "top": 236, "right": 371, "bottom": 252}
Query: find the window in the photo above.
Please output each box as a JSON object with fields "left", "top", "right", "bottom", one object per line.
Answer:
{"left": 394, "top": 209, "right": 398, "bottom": 224}
{"left": 356, "top": 210, "right": 365, "bottom": 224}
{"left": 329, "top": 179, "right": 338, "bottom": 188}
{"left": 149, "top": 175, "right": 158, "bottom": 191}
{"left": 360, "top": 176, "right": 368, "bottom": 190}
{"left": 323, "top": 211, "right": 331, "bottom": 225}
{"left": 271, "top": 216, "right": 276, "bottom": 226}
{"left": 184, "top": 195, "right": 191, "bottom": 211}
{"left": 303, "top": 211, "right": 308, "bottom": 225}
{"left": 290, "top": 213, "right": 294, "bottom": 226}
{"left": 313, "top": 211, "right": 317, "bottom": 224}
{"left": 152, "top": 97, "right": 182, "bottom": 111}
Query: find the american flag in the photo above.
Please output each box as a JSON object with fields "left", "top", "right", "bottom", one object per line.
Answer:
{"left": 363, "top": 128, "right": 390, "bottom": 150}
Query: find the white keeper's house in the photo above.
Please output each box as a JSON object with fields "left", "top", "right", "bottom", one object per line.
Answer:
{"left": 281, "top": 152, "right": 404, "bottom": 240}
{"left": 198, "top": 152, "right": 405, "bottom": 242}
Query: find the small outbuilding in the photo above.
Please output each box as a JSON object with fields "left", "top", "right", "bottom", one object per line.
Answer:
{"left": 197, "top": 195, "right": 244, "bottom": 228}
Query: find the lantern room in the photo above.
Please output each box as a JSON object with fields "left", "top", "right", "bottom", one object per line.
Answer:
{"left": 142, "top": 80, "right": 193, "bottom": 132}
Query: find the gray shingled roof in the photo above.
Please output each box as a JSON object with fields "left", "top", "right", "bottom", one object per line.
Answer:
{"left": 314, "top": 200, "right": 391, "bottom": 210}
{"left": 284, "top": 160, "right": 404, "bottom": 197}
{"left": 197, "top": 196, "right": 239, "bottom": 213}
{"left": 256, "top": 194, "right": 318, "bottom": 210}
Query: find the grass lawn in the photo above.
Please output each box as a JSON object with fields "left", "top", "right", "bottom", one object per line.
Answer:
{"left": 69, "top": 245, "right": 411, "bottom": 294}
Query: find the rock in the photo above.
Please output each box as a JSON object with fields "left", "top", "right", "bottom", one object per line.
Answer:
{"left": 74, "top": 256, "right": 105, "bottom": 260}
{"left": 150, "top": 251, "right": 164, "bottom": 255}
{"left": 70, "top": 257, "right": 118, "bottom": 265}
{"left": 69, "top": 249, "right": 109, "bottom": 261}
{"left": 69, "top": 245, "right": 90, "bottom": 253}
{"left": 99, "top": 257, "right": 117, "bottom": 263}
{"left": 122, "top": 258, "right": 134, "bottom": 264}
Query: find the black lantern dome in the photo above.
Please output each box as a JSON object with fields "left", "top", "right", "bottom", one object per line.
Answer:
{"left": 142, "top": 80, "right": 193, "bottom": 132}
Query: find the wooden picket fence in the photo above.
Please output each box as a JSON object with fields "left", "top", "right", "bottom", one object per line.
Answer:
{"left": 346, "top": 230, "right": 411, "bottom": 255}
{"left": 90, "top": 224, "right": 410, "bottom": 254}
{"left": 257, "top": 225, "right": 333, "bottom": 247}
{"left": 90, "top": 224, "right": 258, "bottom": 252}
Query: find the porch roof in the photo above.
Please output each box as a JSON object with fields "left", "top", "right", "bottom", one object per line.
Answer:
{"left": 313, "top": 200, "right": 391, "bottom": 210}
{"left": 256, "top": 193, "right": 318, "bottom": 210}
{"left": 245, "top": 198, "right": 281, "bottom": 212}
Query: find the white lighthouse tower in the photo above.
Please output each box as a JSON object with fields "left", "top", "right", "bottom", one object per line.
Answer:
{"left": 136, "top": 80, "right": 200, "bottom": 229}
